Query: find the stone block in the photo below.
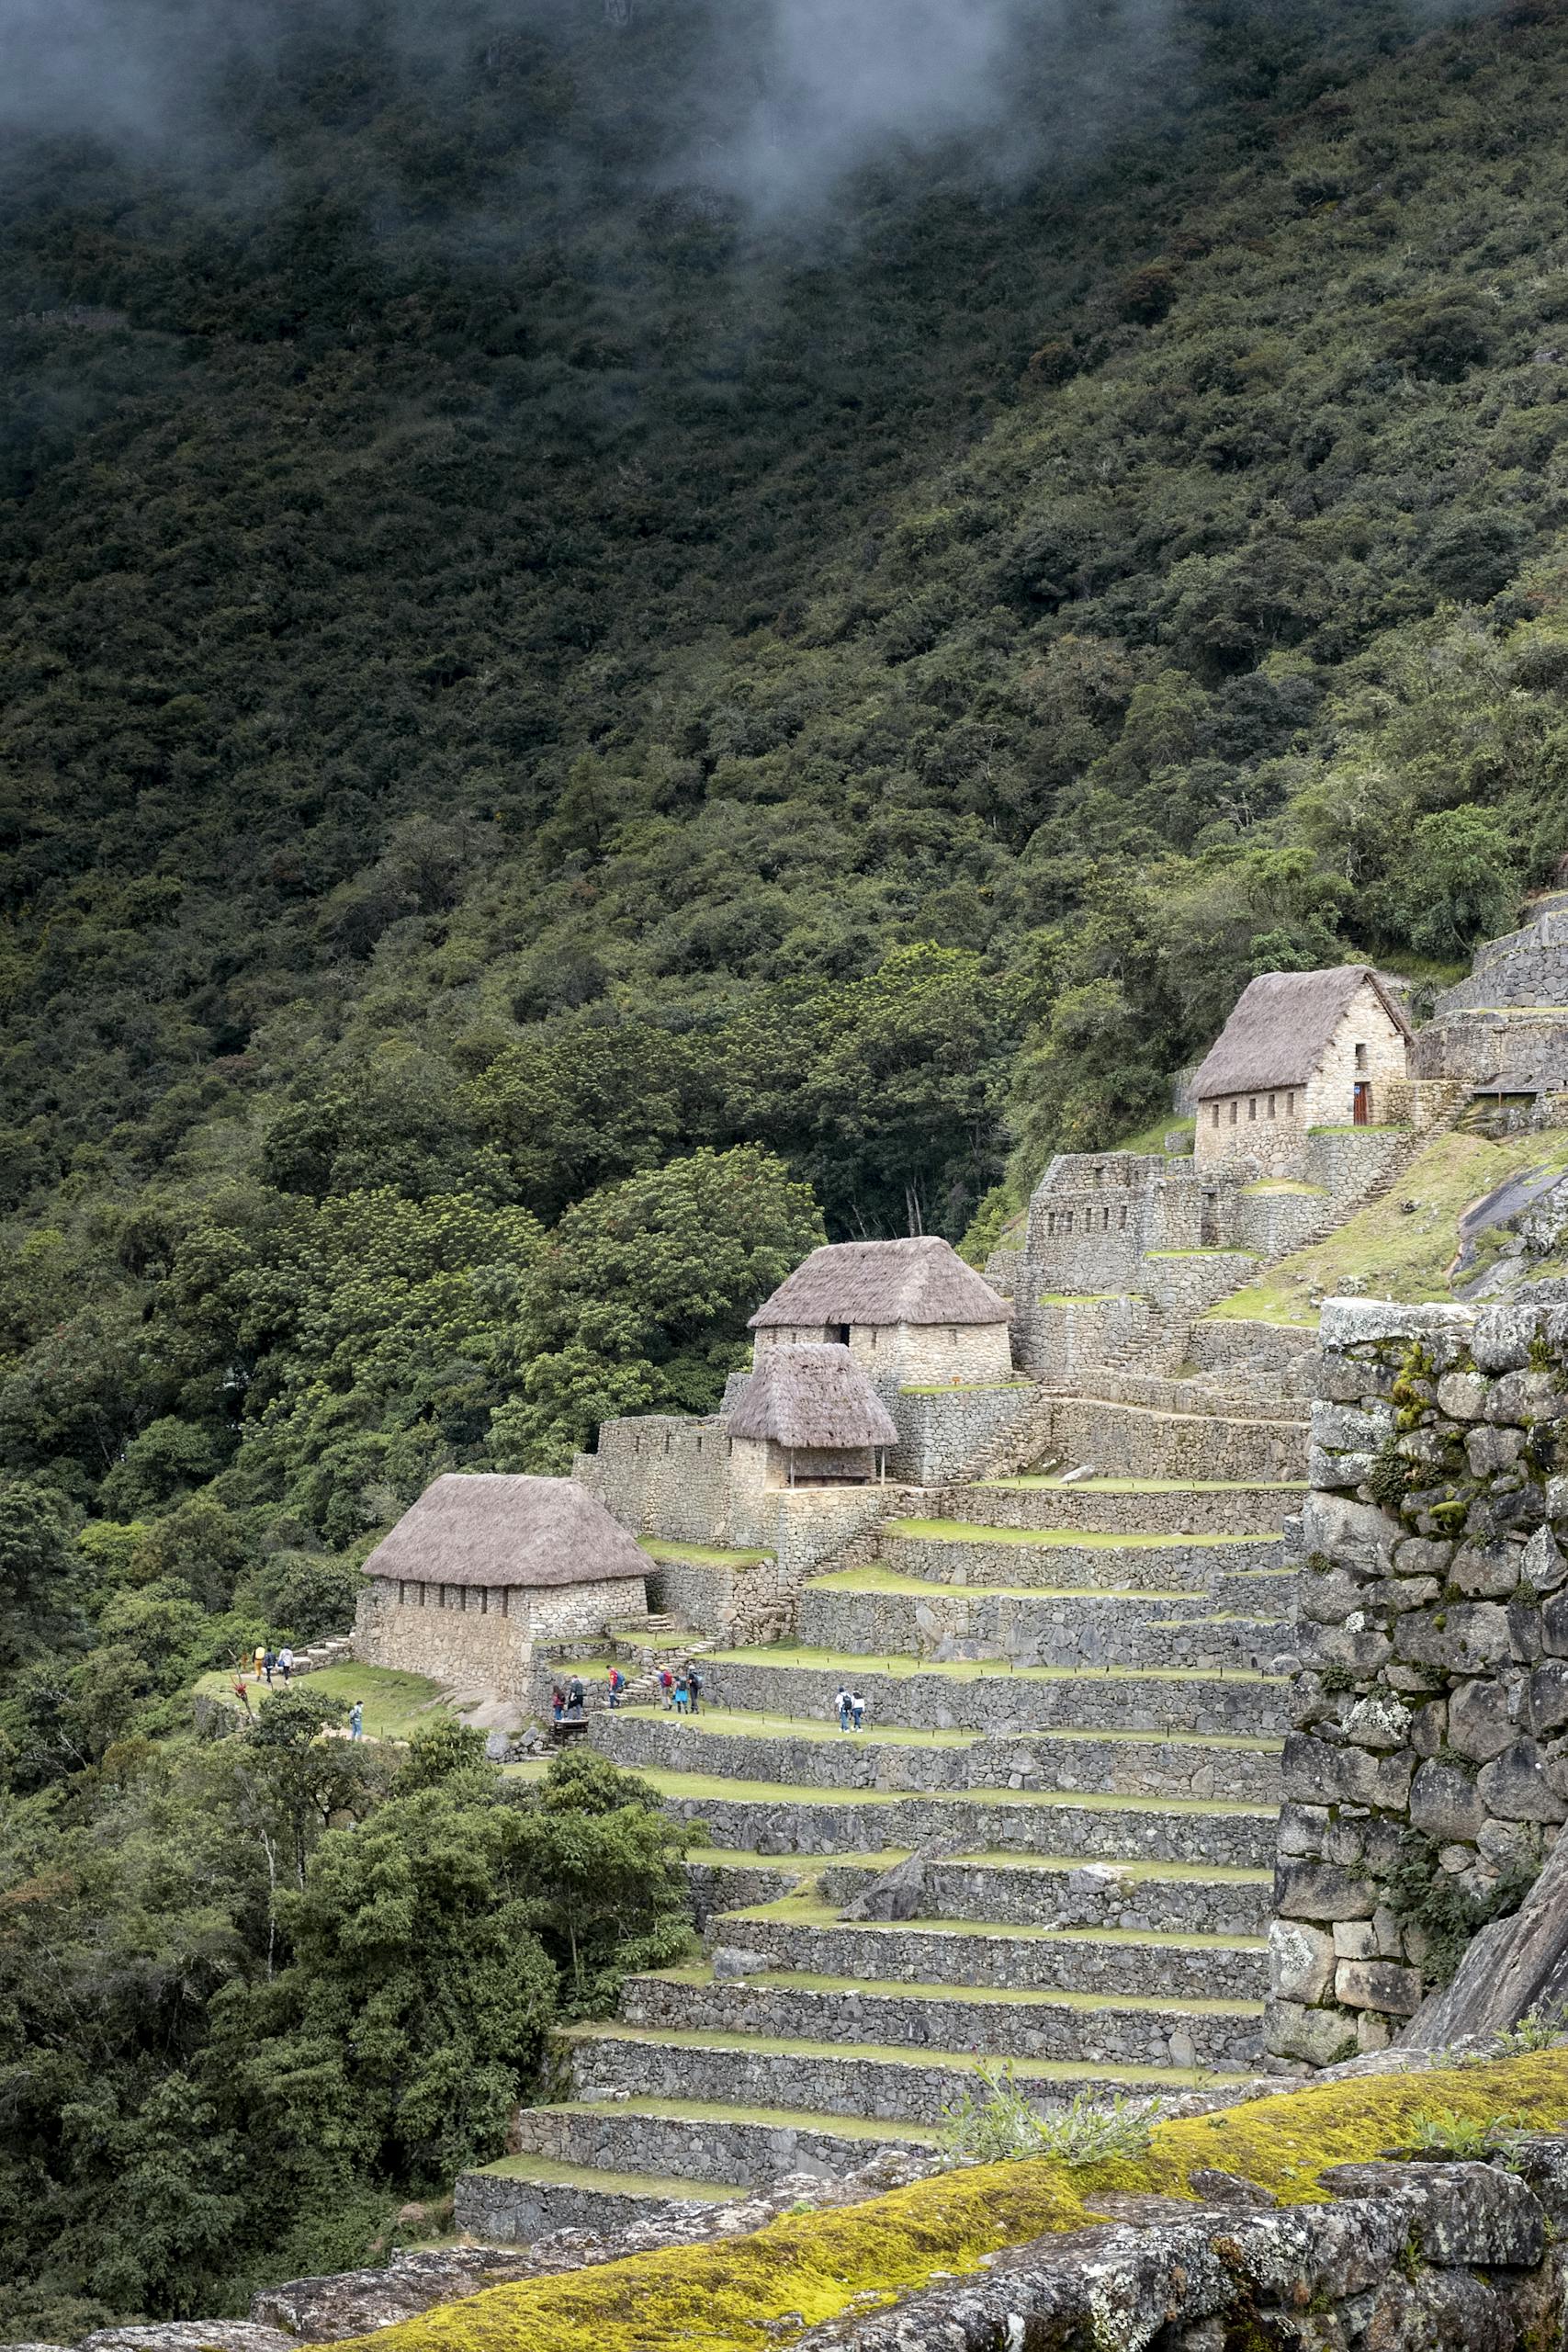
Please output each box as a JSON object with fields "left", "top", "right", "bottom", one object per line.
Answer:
{"left": 1450, "top": 1542, "right": 1522, "bottom": 1599}
{"left": 1321, "top": 1299, "right": 1474, "bottom": 1351}
{"left": 1542, "top": 1590, "right": 1568, "bottom": 1656}
{"left": 1448, "top": 1678, "right": 1515, "bottom": 1762}
{"left": 1510, "top": 1600, "right": 1545, "bottom": 1664}
{"left": 1266, "top": 1998, "right": 1359, "bottom": 2067}
{"left": 1276, "top": 1803, "right": 1328, "bottom": 1858}
{"left": 1394, "top": 1601, "right": 1512, "bottom": 1672}
{"left": 1342, "top": 1694, "right": 1413, "bottom": 1752}
{"left": 1530, "top": 1661, "right": 1568, "bottom": 1737}
{"left": 1409, "top": 1759, "right": 1485, "bottom": 1844}
{"left": 1332, "top": 1920, "right": 1375, "bottom": 1960}
{"left": 1363, "top": 1574, "right": 1441, "bottom": 1613}
{"left": 1412, "top": 1700, "right": 1447, "bottom": 1758}
{"left": 1525, "top": 1525, "right": 1568, "bottom": 1596}
{"left": 1300, "top": 1489, "right": 1397, "bottom": 1566}
{"left": 1468, "top": 1425, "right": 1525, "bottom": 1478}
{"left": 1314, "top": 1399, "right": 1396, "bottom": 1453}
{"left": 1473, "top": 1302, "right": 1568, "bottom": 1374}
{"left": 1334, "top": 1958, "right": 1423, "bottom": 2014}
{"left": 1487, "top": 1367, "right": 1568, "bottom": 1424}
{"left": 1549, "top": 1475, "right": 1568, "bottom": 1527}
{"left": 1282, "top": 1732, "right": 1415, "bottom": 1811}
{"left": 1478, "top": 1738, "right": 1568, "bottom": 1824}
{"left": 1275, "top": 1860, "right": 1376, "bottom": 1921}
{"left": 1409, "top": 2163, "right": 1547, "bottom": 2267}
{"left": 1436, "top": 1371, "right": 1488, "bottom": 1421}
{"left": 1393, "top": 1535, "right": 1454, "bottom": 1577}
{"left": 1372, "top": 1905, "right": 1406, "bottom": 1959}
{"left": 1299, "top": 1566, "right": 1371, "bottom": 1626}
{"left": 1269, "top": 1919, "right": 1336, "bottom": 2005}
{"left": 1298, "top": 1623, "right": 1393, "bottom": 1676}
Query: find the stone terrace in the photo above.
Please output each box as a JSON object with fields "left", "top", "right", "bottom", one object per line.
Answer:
{"left": 468, "top": 1388, "right": 1310, "bottom": 2233}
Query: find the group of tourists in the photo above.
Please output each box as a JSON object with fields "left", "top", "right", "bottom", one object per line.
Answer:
{"left": 550, "top": 1676, "right": 589, "bottom": 1724}
{"left": 658, "top": 1660, "right": 704, "bottom": 1714}
{"left": 835, "top": 1684, "right": 867, "bottom": 1732}
{"left": 253, "top": 1642, "right": 296, "bottom": 1686}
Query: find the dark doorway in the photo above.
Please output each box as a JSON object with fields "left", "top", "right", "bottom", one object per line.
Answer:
{"left": 1352, "top": 1082, "right": 1371, "bottom": 1125}
{"left": 831, "top": 1323, "right": 852, "bottom": 1346}
{"left": 1200, "top": 1192, "right": 1220, "bottom": 1249}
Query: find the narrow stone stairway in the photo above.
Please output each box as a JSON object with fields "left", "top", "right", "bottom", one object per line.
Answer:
{"left": 479, "top": 1438, "right": 1306, "bottom": 2230}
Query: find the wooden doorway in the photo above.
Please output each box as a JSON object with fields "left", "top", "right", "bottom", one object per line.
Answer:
{"left": 1352, "top": 1082, "right": 1371, "bottom": 1125}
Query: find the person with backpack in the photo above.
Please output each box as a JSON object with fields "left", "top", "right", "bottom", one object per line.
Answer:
{"left": 551, "top": 1684, "right": 566, "bottom": 1725}
{"left": 607, "top": 1665, "right": 625, "bottom": 1710}
{"left": 262, "top": 1646, "right": 276, "bottom": 1686}
{"left": 659, "top": 1667, "right": 674, "bottom": 1710}
{"left": 566, "top": 1676, "right": 586, "bottom": 1717}
{"left": 348, "top": 1700, "right": 364, "bottom": 1741}
{"left": 673, "top": 1672, "right": 690, "bottom": 1715}
{"left": 836, "top": 1685, "right": 852, "bottom": 1733}
{"left": 684, "top": 1659, "right": 704, "bottom": 1717}
{"left": 277, "top": 1643, "right": 293, "bottom": 1685}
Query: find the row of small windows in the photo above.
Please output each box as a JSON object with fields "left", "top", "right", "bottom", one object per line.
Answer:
{"left": 631, "top": 1430, "right": 735, "bottom": 1457}
{"left": 1211, "top": 1091, "right": 1298, "bottom": 1129}
{"left": 1044, "top": 1204, "right": 1132, "bottom": 1237}
{"left": 396, "top": 1582, "right": 512, "bottom": 1613}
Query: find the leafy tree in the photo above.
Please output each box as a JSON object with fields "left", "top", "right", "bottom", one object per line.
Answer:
{"left": 1398, "top": 808, "right": 1523, "bottom": 960}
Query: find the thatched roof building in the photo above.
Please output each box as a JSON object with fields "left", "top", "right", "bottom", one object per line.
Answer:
{"left": 749, "top": 1238, "right": 1011, "bottom": 1330}
{"left": 360, "top": 1473, "right": 649, "bottom": 1589}
{"left": 728, "top": 1344, "right": 899, "bottom": 1451}
{"left": 1190, "top": 967, "right": 1413, "bottom": 1101}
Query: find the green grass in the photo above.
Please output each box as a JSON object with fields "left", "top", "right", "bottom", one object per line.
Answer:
{"left": 883, "top": 1517, "right": 1271, "bottom": 1548}
{"left": 471, "top": 2155, "right": 745, "bottom": 2200}
{"left": 1111, "top": 1114, "right": 1196, "bottom": 1156}
{"left": 511, "top": 2098, "right": 942, "bottom": 2142}
{"left": 807, "top": 1565, "right": 1193, "bottom": 1600}
{"left": 642, "top": 1964, "right": 1262, "bottom": 2018}
{"left": 1038, "top": 1292, "right": 1137, "bottom": 1305}
{"left": 982, "top": 1476, "right": 1308, "bottom": 1494}
{"left": 564, "top": 2023, "right": 1232, "bottom": 2087}
{"left": 1207, "top": 1125, "right": 1568, "bottom": 1326}
{"left": 633, "top": 1708, "right": 1282, "bottom": 1753}
{"left": 1240, "top": 1180, "right": 1327, "bottom": 1195}
{"left": 194, "top": 1660, "right": 448, "bottom": 1740}
{"left": 613, "top": 1766, "right": 1278, "bottom": 1815}
{"left": 639, "top": 1538, "right": 775, "bottom": 1567}
{"left": 709, "top": 1641, "right": 1283, "bottom": 1685}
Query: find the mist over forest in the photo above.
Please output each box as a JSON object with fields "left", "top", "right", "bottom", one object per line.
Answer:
{"left": 2, "top": 0, "right": 1566, "bottom": 2331}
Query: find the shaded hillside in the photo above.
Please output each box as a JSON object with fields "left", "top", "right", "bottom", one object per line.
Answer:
{"left": 2, "top": 0, "right": 1568, "bottom": 1599}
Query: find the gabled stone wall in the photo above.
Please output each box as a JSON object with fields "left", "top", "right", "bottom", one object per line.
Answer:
{"left": 1269, "top": 1283, "right": 1568, "bottom": 2068}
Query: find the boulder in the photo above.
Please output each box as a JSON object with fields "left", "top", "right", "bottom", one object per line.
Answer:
{"left": 1409, "top": 1760, "right": 1485, "bottom": 1845}
{"left": 1447, "top": 1678, "right": 1515, "bottom": 1763}
{"left": 1269, "top": 1920, "right": 1336, "bottom": 2006}
{"left": 711, "top": 1945, "right": 770, "bottom": 1981}
{"left": 1398, "top": 1809, "right": 1568, "bottom": 2049}
{"left": 1478, "top": 1739, "right": 1568, "bottom": 1824}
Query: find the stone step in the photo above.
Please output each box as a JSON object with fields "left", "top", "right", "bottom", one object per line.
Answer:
{"left": 595, "top": 1710, "right": 1285, "bottom": 1803}
{"left": 950, "top": 1477, "right": 1306, "bottom": 1539}
{"left": 701, "top": 1648, "right": 1292, "bottom": 1738}
{"left": 806, "top": 1851, "right": 1274, "bottom": 1937}
{"left": 1042, "top": 1396, "right": 1307, "bottom": 1483}
{"left": 707, "top": 1908, "right": 1269, "bottom": 1999}
{"left": 638, "top": 1770, "right": 1280, "bottom": 1866}
{"left": 511, "top": 2098, "right": 938, "bottom": 2187}
{"left": 453, "top": 2153, "right": 744, "bottom": 2244}
{"left": 797, "top": 1576, "right": 1289, "bottom": 1669}
{"left": 1188, "top": 1321, "right": 1318, "bottom": 1375}
{"left": 873, "top": 1521, "right": 1287, "bottom": 1589}
{"left": 617, "top": 1967, "right": 1266, "bottom": 2069}
{"left": 563, "top": 2024, "right": 1249, "bottom": 2123}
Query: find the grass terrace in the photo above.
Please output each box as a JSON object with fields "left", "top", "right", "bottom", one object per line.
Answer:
{"left": 882, "top": 1517, "right": 1270, "bottom": 1547}
{"left": 343, "top": 2054, "right": 1568, "bottom": 2352}
{"left": 193, "top": 1661, "right": 448, "bottom": 1740}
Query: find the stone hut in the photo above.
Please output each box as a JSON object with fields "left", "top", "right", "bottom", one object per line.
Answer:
{"left": 748, "top": 1237, "right": 1014, "bottom": 1387}
{"left": 1191, "top": 967, "right": 1412, "bottom": 1173}
{"left": 355, "top": 1473, "right": 650, "bottom": 1697}
{"left": 726, "top": 1342, "right": 898, "bottom": 1487}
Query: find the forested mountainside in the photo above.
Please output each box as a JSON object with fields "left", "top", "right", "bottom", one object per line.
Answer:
{"left": 3, "top": 1, "right": 1568, "bottom": 2322}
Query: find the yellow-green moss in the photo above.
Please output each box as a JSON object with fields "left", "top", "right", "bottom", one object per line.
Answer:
{"left": 338, "top": 2053, "right": 1568, "bottom": 2352}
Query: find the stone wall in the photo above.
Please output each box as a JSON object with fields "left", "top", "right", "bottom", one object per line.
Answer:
{"left": 1193, "top": 1084, "right": 1310, "bottom": 1173}
{"left": 886, "top": 1380, "right": 1040, "bottom": 1484}
{"left": 1268, "top": 1283, "right": 1568, "bottom": 2068}
{"left": 753, "top": 1317, "right": 1012, "bottom": 1387}
{"left": 354, "top": 1574, "right": 647, "bottom": 1697}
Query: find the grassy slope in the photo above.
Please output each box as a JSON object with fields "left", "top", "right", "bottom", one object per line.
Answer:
{"left": 191, "top": 1660, "right": 448, "bottom": 1739}
{"left": 1210, "top": 1126, "right": 1568, "bottom": 1325}
{"left": 337, "top": 2052, "right": 1568, "bottom": 2352}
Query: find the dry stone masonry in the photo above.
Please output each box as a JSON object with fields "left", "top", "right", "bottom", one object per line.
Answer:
{"left": 1268, "top": 1280, "right": 1568, "bottom": 2068}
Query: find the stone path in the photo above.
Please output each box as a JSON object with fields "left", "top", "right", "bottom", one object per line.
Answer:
{"left": 470, "top": 1385, "right": 1310, "bottom": 2233}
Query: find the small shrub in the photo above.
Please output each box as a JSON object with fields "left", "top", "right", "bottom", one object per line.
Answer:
{"left": 1365, "top": 1438, "right": 1412, "bottom": 1509}
{"left": 1406, "top": 2107, "right": 1532, "bottom": 2164}
{"left": 939, "top": 2066, "right": 1163, "bottom": 2166}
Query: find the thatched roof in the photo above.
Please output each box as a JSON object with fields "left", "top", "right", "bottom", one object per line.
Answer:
{"left": 749, "top": 1238, "right": 1012, "bottom": 1329}
{"left": 360, "top": 1473, "right": 649, "bottom": 1589}
{"left": 728, "top": 1345, "right": 899, "bottom": 1450}
{"left": 1190, "top": 967, "right": 1413, "bottom": 1100}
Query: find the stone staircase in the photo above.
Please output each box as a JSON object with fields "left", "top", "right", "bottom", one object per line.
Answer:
{"left": 469, "top": 1436, "right": 1305, "bottom": 2233}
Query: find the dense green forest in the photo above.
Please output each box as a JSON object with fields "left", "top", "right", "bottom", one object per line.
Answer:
{"left": 5, "top": 0, "right": 1568, "bottom": 2327}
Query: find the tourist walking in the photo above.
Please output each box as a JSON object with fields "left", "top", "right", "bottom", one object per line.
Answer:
{"left": 254, "top": 1642, "right": 266, "bottom": 1679}
{"left": 837, "top": 1685, "right": 852, "bottom": 1732}
{"left": 673, "top": 1672, "right": 690, "bottom": 1715}
{"left": 686, "top": 1662, "right": 704, "bottom": 1717}
{"left": 566, "top": 1676, "right": 586, "bottom": 1717}
{"left": 607, "top": 1665, "right": 625, "bottom": 1710}
{"left": 850, "top": 1690, "right": 865, "bottom": 1732}
{"left": 349, "top": 1700, "right": 364, "bottom": 1741}
{"left": 659, "top": 1667, "right": 674, "bottom": 1710}
{"left": 551, "top": 1684, "right": 566, "bottom": 1725}
{"left": 278, "top": 1643, "right": 294, "bottom": 1685}
{"left": 262, "top": 1645, "right": 276, "bottom": 1686}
